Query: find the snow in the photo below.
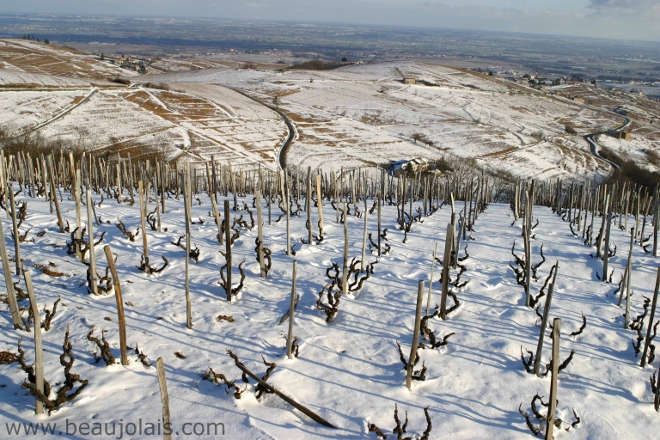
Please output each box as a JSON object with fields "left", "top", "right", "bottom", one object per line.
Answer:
{"left": 0, "top": 90, "right": 88, "bottom": 134}
{"left": 37, "top": 90, "right": 177, "bottom": 148}
{"left": 0, "top": 182, "right": 657, "bottom": 439}
{"left": 146, "top": 62, "right": 635, "bottom": 180}
{"left": 2, "top": 41, "right": 655, "bottom": 179}
{"left": 0, "top": 71, "right": 90, "bottom": 87}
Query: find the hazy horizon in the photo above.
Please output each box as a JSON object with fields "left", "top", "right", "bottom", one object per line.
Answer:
{"left": 1, "top": 0, "right": 659, "bottom": 42}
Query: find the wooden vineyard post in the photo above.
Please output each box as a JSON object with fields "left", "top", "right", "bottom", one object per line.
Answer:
{"left": 306, "top": 169, "right": 313, "bottom": 245}
{"left": 47, "top": 156, "right": 65, "bottom": 232}
{"left": 210, "top": 183, "right": 223, "bottom": 245}
{"left": 24, "top": 270, "right": 44, "bottom": 415}
{"left": 602, "top": 195, "right": 612, "bottom": 282}
{"left": 156, "top": 357, "right": 172, "bottom": 440}
{"left": 286, "top": 260, "right": 297, "bottom": 360}
{"left": 408, "top": 177, "right": 413, "bottom": 221}
{"left": 641, "top": 266, "right": 660, "bottom": 367}
{"left": 624, "top": 247, "right": 633, "bottom": 329}
{"left": 619, "top": 229, "right": 634, "bottom": 307}
{"left": 523, "top": 191, "right": 532, "bottom": 307}
{"left": 332, "top": 170, "right": 339, "bottom": 223}
{"left": 285, "top": 172, "right": 291, "bottom": 256}
{"left": 74, "top": 168, "right": 82, "bottom": 260}
{"left": 513, "top": 182, "right": 519, "bottom": 221}
{"left": 256, "top": 191, "right": 266, "bottom": 278}
{"left": 596, "top": 189, "right": 608, "bottom": 258}
{"left": 634, "top": 192, "right": 640, "bottom": 244}
{"left": 449, "top": 193, "right": 457, "bottom": 266}
{"left": 406, "top": 280, "right": 425, "bottom": 390}
{"left": 440, "top": 223, "right": 454, "bottom": 320}
{"left": 654, "top": 190, "right": 659, "bottom": 257}
{"left": 224, "top": 200, "right": 232, "bottom": 301}
{"left": 377, "top": 192, "right": 382, "bottom": 257}
{"left": 104, "top": 245, "right": 128, "bottom": 365}
{"left": 138, "top": 180, "right": 149, "bottom": 267}
{"left": 316, "top": 173, "right": 324, "bottom": 238}
{"left": 40, "top": 156, "right": 51, "bottom": 211}
{"left": 360, "top": 197, "right": 368, "bottom": 272}
{"left": 342, "top": 202, "right": 349, "bottom": 295}
{"left": 160, "top": 162, "right": 166, "bottom": 214}
{"left": 184, "top": 165, "right": 192, "bottom": 329}
{"left": 0, "top": 217, "right": 22, "bottom": 328}
{"left": 588, "top": 187, "right": 597, "bottom": 246}
{"left": 426, "top": 242, "right": 438, "bottom": 316}
{"left": 228, "top": 350, "right": 336, "bottom": 428}
{"left": 267, "top": 180, "right": 272, "bottom": 226}
{"left": 0, "top": 153, "right": 5, "bottom": 205}
{"left": 86, "top": 188, "right": 98, "bottom": 295}
{"left": 534, "top": 263, "right": 558, "bottom": 376}
{"left": 8, "top": 184, "right": 22, "bottom": 276}
{"left": 546, "top": 318, "right": 561, "bottom": 440}
{"left": 155, "top": 162, "right": 163, "bottom": 231}
{"left": 639, "top": 195, "right": 652, "bottom": 248}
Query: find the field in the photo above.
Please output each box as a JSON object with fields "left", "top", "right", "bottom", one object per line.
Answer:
{"left": 1, "top": 39, "right": 658, "bottom": 180}
{"left": 1, "top": 29, "right": 660, "bottom": 440}
{"left": 0, "top": 171, "right": 658, "bottom": 439}
{"left": 146, "top": 61, "right": 657, "bottom": 180}
{"left": 0, "top": 39, "right": 133, "bottom": 84}
{"left": 0, "top": 40, "right": 287, "bottom": 171}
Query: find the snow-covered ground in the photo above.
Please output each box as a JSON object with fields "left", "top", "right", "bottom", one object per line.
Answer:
{"left": 0, "top": 39, "right": 136, "bottom": 83}
{"left": 146, "top": 61, "right": 647, "bottom": 180}
{"left": 0, "top": 85, "right": 286, "bottom": 170}
{"left": 0, "top": 183, "right": 657, "bottom": 439}
{"left": 2, "top": 38, "right": 657, "bottom": 180}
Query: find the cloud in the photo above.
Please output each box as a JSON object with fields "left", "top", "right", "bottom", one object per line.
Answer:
{"left": 588, "top": 0, "right": 655, "bottom": 10}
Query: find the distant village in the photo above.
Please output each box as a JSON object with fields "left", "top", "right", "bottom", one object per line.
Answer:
{"left": 98, "top": 53, "right": 149, "bottom": 73}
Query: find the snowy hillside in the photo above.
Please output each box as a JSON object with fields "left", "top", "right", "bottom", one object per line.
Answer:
{"left": 0, "top": 179, "right": 657, "bottom": 439}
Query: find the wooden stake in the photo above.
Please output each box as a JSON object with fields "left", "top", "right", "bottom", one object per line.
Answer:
{"left": 228, "top": 351, "right": 336, "bottom": 428}
{"left": 156, "top": 357, "right": 172, "bottom": 440}
{"left": 224, "top": 200, "right": 232, "bottom": 301}
{"left": 545, "top": 318, "right": 561, "bottom": 440}
{"left": 342, "top": 202, "right": 349, "bottom": 295}
{"left": 86, "top": 188, "right": 98, "bottom": 295}
{"left": 602, "top": 195, "right": 612, "bottom": 281}
{"left": 0, "top": 217, "right": 21, "bottom": 328}
{"left": 360, "top": 197, "right": 368, "bottom": 272}
{"left": 641, "top": 266, "right": 660, "bottom": 367}
{"left": 316, "top": 173, "right": 324, "bottom": 238}
{"left": 426, "top": 242, "right": 438, "bottom": 316}
{"left": 534, "top": 263, "right": 558, "bottom": 376}
{"left": 74, "top": 168, "right": 82, "bottom": 260}
{"left": 24, "top": 270, "right": 44, "bottom": 415}
{"left": 183, "top": 166, "right": 192, "bottom": 329}
{"left": 47, "top": 156, "right": 65, "bottom": 232}
{"left": 138, "top": 180, "right": 149, "bottom": 264}
{"left": 210, "top": 180, "right": 223, "bottom": 244}
{"left": 256, "top": 191, "right": 266, "bottom": 278}
{"left": 406, "top": 280, "right": 425, "bottom": 390}
{"left": 377, "top": 193, "right": 382, "bottom": 257}
{"left": 8, "top": 184, "right": 22, "bottom": 276}
{"left": 306, "top": 169, "right": 312, "bottom": 245}
{"left": 286, "top": 260, "right": 297, "bottom": 360}
{"left": 440, "top": 223, "right": 453, "bottom": 320}
{"left": 104, "top": 245, "right": 128, "bottom": 365}
{"left": 523, "top": 191, "right": 532, "bottom": 306}
{"left": 285, "top": 172, "right": 291, "bottom": 256}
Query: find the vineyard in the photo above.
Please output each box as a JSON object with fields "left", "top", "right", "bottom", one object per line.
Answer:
{"left": 0, "top": 150, "right": 658, "bottom": 439}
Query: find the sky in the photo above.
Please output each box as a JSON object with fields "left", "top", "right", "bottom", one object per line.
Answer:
{"left": 1, "top": 0, "right": 659, "bottom": 41}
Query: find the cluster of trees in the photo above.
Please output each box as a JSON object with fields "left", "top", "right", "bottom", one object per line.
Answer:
{"left": 21, "top": 34, "right": 49, "bottom": 44}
